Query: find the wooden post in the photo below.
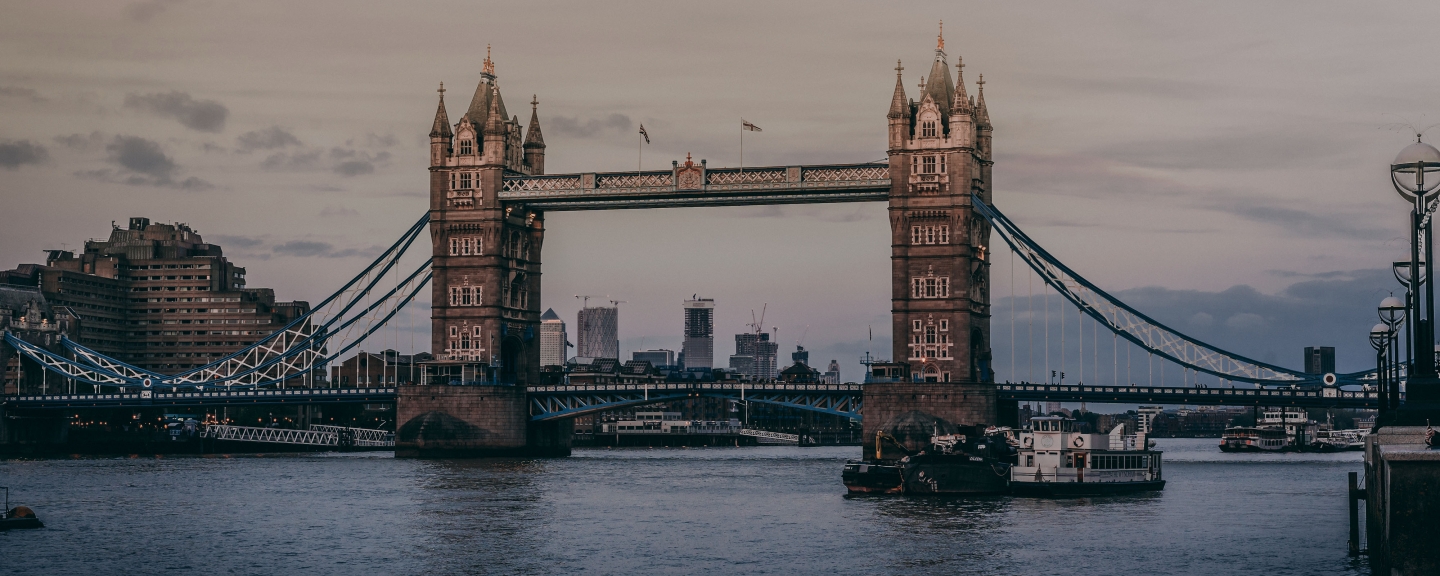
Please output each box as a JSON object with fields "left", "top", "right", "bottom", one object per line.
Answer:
{"left": 1349, "top": 471, "right": 1362, "bottom": 556}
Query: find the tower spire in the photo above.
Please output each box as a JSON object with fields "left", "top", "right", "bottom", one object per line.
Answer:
{"left": 525, "top": 94, "right": 545, "bottom": 148}
{"left": 952, "top": 56, "right": 970, "bottom": 112}
{"left": 888, "top": 60, "right": 907, "bottom": 119}
{"left": 976, "top": 73, "right": 990, "bottom": 125}
{"left": 430, "top": 82, "right": 452, "bottom": 138}
{"left": 938, "top": 20, "right": 944, "bottom": 52}
{"left": 483, "top": 44, "right": 494, "bottom": 76}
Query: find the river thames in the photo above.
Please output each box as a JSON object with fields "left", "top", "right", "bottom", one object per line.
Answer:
{"left": 1, "top": 438, "right": 1366, "bottom": 575}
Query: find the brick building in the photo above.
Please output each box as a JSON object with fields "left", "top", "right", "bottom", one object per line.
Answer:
{"left": 1, "top": 217, "right": 309, "bottom": 377}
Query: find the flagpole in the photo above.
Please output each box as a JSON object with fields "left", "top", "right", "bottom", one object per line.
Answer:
{"left": 739, "top": 121, "right": 744, "bottom": 173}
{"left": 638, "top": 130, "right": 642, "bottom": 176}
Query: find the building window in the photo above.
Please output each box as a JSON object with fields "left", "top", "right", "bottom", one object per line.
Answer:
{"left": 459, "top": 172, "right": 473, "bottom": 189}
{"left": 939, "top": 319, "right": 949, "bottom": 331}
{"left": 921, "top": 121, "right": 937, "bottom": 138}
{"left": 449, "top": 325, "right": 458, "bottom": 337}
{"left": 910, "top": 225, "right": 949, "bottom": 245}
{"left": 459, "top": 139, "right": 473, "bottom": 155}
{"left": 911, "top": 276, "right": 951, "bottom": 299}
{"left": 922, "top": 155, "right": 936, "bottom": 174}
{"left": 449, "top": 236, "right": 482, "bottom": 256}
{"left": 912, "top": 319, "right": 922, "bottom": 331}
{"left": 925, "top": 325, "right": 937, "bottom": 344}
{"left": 448, "top": 286, "right": 482, "bottom": 306}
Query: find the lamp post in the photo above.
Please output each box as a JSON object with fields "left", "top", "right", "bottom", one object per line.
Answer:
{"left": 1381, "top": 296, "right": 1407, "bottom": 412}
{"left": 1390, "top": 139, "right": 1440, "bottom": 411}
{"left": 1372, "top": 323, "right": 1394, "bottom": 418}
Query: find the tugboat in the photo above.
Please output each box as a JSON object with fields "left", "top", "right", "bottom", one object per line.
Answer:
{"left": 841, "top": 432, "right": 908, "bottom": 494}
{"left": 899, "top": 426, "right": 1016, "bottom": 495}
{"left": 1009, "top": 416, "right": 1165, "bottom": 497}
{"left": 0, "top": 487, "right": 43, "bottom": 530}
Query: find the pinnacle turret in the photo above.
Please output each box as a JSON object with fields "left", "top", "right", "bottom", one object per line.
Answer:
{"left": 976, "top": 73, "right": 990, "bottom": 126}
{"left": 524, "top": 95, "right": 545, "bottom": 148}
{"left": 951, "top": 57, "right": 970, "bottom": 113}
{"left": 430, "top": 82, "right": 453, "bottom": 138}
{"left": 888, "top": 60, "right": 907, "bottom": 119}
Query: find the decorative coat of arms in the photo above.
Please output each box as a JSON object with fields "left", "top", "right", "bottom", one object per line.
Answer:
{"left": 676, "top": 153, "right": 703, "bottom": 190}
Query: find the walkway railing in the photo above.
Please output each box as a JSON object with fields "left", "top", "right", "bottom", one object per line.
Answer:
{"left": 739, "top": 428, "right": 800, "bottom": 444}
{"left": 202, "top": 424, "right": 394, "bottom": 447}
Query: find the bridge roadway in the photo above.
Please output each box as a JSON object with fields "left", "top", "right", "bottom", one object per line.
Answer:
{"left": 998, "top": 382, "right": 1381, "bottom": 409}
{"left": 4, "top": 381, "right": 1380, "bottom": 415}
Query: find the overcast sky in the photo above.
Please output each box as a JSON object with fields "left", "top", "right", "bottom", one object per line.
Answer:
{"left": 3, "top": 1, "right": 1437, "bottom": 382}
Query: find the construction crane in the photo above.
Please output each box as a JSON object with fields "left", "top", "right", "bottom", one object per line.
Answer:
{"left": 575, "top": 294, "right": 600, "bottom": 308}
{"left": 747, "top": 303, "right": 768, "bottom": 336}
{"left": 609, "top": 299, "right": 627, "bottom": 308}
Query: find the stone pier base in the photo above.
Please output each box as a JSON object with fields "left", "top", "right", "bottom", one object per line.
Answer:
{"left": 1365, "top": 426, "right": 1440, "bottom": 575}
{"left": 395, "top": 384, "right": 570, "bottom": 458}
{"left": 860, "top": 381, "right": 996, "bottom": 457}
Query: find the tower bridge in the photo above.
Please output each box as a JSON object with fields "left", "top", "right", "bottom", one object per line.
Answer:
{"left": 2, "top": 33, "right": 1381, "bottom": 455}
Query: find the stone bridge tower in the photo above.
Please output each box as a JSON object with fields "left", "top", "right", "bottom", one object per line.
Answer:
{"left": 397, "top": 51, "right": 568, "bottom": 457}
{"left": 865, "top": 30, "right": 1004, "bottom": 455}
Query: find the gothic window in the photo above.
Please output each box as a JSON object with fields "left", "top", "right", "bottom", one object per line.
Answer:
{"left": 922, "top": 156, "right": 936, "bottom": 174}
{"left": 460, "top": 287, "right": 472, "bottom": 306}
{"left": 459, "top": 172, "right": 473, "bottom": 189}
{"left": 939, "top": 319, "right": 949, "bottom": 331}
{"left": 912, "top": 319, "right": 922, "bottom": 331}
{"left": 449, "top": 325, "right": 459, "bottom": 338}
{"left": 911, "top": 226, "right": 922, "bottom": 244}
{"left": 459, "top": 139, "right": 474, "bottom": 155}
{"left": 472, "top": 326, "right": 481, "bottom": 337}
{"left": 921, "top": 121, "right": 937, "bottom": 138}
{"left": 939, "top": 225, "right": 949, "bottom": 244}
{"left": 449, "top": 236, "right": 482, "bottom": 256}
{"left": 910, "top": 225, "right": 950, "bottom": 245}
{"left": 938, "top": 155, "right": 947, "bottom": 173}
{"left": 925, "top": 325, "right": 937, "bottom": 344}
{"left": 911, "top": 275, "right": 951, "bottom": 299}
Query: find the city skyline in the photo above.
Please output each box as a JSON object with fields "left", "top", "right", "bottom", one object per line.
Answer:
{"left": 4, "top": 2, "right": 1440, "bottom": 381}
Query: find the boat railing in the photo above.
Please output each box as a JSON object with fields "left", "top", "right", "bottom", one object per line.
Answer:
{"left": 1014, "top": 468, "right": 1152, "bottom": 483}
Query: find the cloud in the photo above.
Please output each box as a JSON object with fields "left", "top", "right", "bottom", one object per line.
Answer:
{"left": 1035, "top": 75, "right": 1220, "bottom": 101}
{"left": 1095, "top": 131, "right": 1345, "bottom": 171}
{"left": 123, "top": 90, "right": 229, "bottom": 132}
{"left": 0, "top": 86, "right": 46, "bottom": 103}
{"left": 0, "top": 139, "right": 50, "bottom": 169}
{"left": 272, "top": 240, "right": 378, "bottom": 258}
{"left": 54, "top": 131, "right": 106, "bottom": 151}
{"left": 329, "top": 148, "right": 390, "bottom": 176}
{"left": 125, "top": 0, "right": 181, "bottom": 22}
{"left": 260, "top": 149, "right": 322, "bottom": 171}
{"left": 209, "top": 234, "right": 264, "bottom": 248}
{"left": 318, "top": 205, "right": 359, "bottom": 217}
{"left": 1201, "top": 195, "right": 1382, "bottom": 240}
{"left": 549, "top": 114, "right": 632, "bottom": 137}
{"left": 236, "top": 126, "right": 301, "bottom": 152}
{"left": 74, "top": 135, "right": 212, "bottom": 190}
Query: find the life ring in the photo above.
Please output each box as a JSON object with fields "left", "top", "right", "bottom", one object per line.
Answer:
{"left": 1022, "top": 436, "right": 1033, "bottom": 447}
{"left": 1072, "top": 435, "right": 1085, "bottom": 448}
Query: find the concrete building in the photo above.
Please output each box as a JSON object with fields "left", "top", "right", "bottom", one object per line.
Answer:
{"left": 0, "top": 217, "right": 309, "bottom": 376}
{"left": 539, "top": 308, "right": 567, "bottom": 367}
{"left": 682, "top": 297, "right": 714, "bottom": 369}
{"left": 733, "top": 331, "right": 778, "bottom": 379}
{"left": 1304, "top": 346, "right": 1336, "bottom": 375}
{"left": 791, "top": 345, "right": 809, "bottom": 366}
{"left": 633, "top": 348, "right": 675, "bottom": 368}
{"left": 576, "top": 306, "right": 618, "bottom": 359}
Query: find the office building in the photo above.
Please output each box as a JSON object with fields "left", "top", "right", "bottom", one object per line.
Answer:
{"left": 734, "top": 331, "right": 778, "bottom": 379}
{"left": 576, "top": 306, "right": 618, "bottom": 359}
{"left": 539, "top": 308, "right": 568, "bottom": 367}
{"left": 682, "top": 297, "right": 714, "bottom": 369}
{"left": 791, "top": 345, "right": 809, "bottom": 366}
{"left": 824, "top": 359, "right": 841, "bottom": 384}
{"left": 1303, "top": 346, "right": 1335, "bottom": 375}
{"left": 633, "top": 348, "right": 675, "bottom": 368}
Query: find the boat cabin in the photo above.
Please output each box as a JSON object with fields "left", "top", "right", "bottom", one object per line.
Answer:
{"left": 1013, "top": 416, "right": 1162, "bottom": 488}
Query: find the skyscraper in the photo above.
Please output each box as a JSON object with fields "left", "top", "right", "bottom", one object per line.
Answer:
{"left": 576, "top": 306, "right": 618, "bottom": 359}
{"left": 682, "top": 297, "right": 714, "bottom": 369}
{"left": 824, "top": 359, "right": 841, "bottom": 384}
{"left": 539, "top": 308, "right": 567, "bottom": 367}
{"left": 734, "top": 331, "right": 778, "bottom": 379}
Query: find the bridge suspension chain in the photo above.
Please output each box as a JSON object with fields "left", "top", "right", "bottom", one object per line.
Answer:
{"left": 973, "top": 194, "right": 1332, "bottom": 386}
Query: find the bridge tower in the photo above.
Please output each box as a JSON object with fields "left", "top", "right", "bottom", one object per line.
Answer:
{"left": 865, "top": 29, "right": 1005, "bottom": 455}
{"left": 397, "top": 51, "right": 570, "bottom": 457}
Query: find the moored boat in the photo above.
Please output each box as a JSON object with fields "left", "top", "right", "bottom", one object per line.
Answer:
{"left": 899, "top": 427, "right": 1016, "bottom": 495}
{"left": 1009, "top": 416, "right": 1165, "bottom": 497}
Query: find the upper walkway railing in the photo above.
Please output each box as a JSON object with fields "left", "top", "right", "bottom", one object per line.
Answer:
{"left": 498, "top": 163, "right": 890, "bottom": 210}
{"left": 997, "top": 382, "right": 1381, "bottom": 408}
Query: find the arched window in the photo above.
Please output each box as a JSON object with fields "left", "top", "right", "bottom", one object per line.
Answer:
{"left": 921, "top": 121, "right": 937, "bottom": 138}
{"left": 458, "top": 139, "right": 474, "bottom": 155}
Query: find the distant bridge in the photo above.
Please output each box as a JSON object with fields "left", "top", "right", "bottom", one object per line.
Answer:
{"left": 998, "top": 383, "right": 1381, "bottom": 409}
{"left": 497, "top": 163, "right": 890, "bottom": 211}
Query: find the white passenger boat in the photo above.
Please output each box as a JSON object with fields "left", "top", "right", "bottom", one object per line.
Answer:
{"left": 1009, "top": 416, "right": 1165, "bottom": 497}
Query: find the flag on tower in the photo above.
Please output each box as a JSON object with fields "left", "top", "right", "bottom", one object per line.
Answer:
{"left": 742, "top": 119, "right": 762, "bottom": 132}
{"left": 638, "top": 124, "right": 650, "bottom": 144}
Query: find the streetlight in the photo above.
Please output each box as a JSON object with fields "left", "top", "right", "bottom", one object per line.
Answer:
{"left": 1372, "top": 323, "right": 1394, "bottom": 417}
{"left": 1390, "top": 139, "right": 1440, "bottom": 410}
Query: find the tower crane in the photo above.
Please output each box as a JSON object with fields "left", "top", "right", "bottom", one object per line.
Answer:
{"left": 575, "top": 294, "right": 600, "bottom": 308}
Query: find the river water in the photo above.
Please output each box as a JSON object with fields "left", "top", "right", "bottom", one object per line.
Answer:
{"left": 0, "top": 438, "right": 1368, "bottom": 575}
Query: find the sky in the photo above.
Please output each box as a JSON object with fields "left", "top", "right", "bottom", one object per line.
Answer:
{"left": 2, "top": 1, "right": 1438, "bottom": 383}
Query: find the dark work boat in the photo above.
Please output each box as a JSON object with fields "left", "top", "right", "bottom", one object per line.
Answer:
{"left": 899, "top": 427, "right": 1015, "bottom": 495}
{"left": 1008, "top": 416, "right": 1165, "bottom": 497}
{"left": 0, "top": 487, "right": 43, "bottom": 530}
{"left": 841, "top": 460, "right": 905, "bottom": 494}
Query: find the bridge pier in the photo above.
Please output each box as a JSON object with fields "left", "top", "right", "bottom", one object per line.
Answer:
{"left": 395, "top": 384, "right": 570, "bottom": 458}
{"left": 861, "top": 381, "right": 996, "bottom": 456}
